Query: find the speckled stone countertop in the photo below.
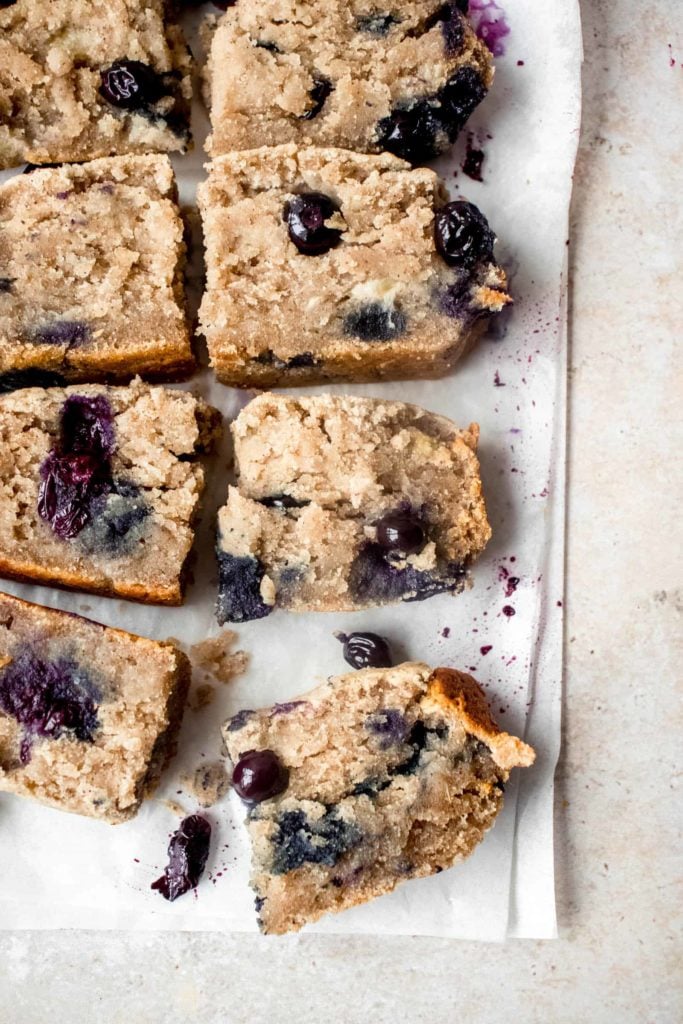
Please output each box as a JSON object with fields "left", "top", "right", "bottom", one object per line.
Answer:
{"left": 0, "top": 2, "right": 680, "bottom": 1021}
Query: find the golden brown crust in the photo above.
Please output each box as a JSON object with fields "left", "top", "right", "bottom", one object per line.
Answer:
{"left": 425, "top": 668, "right": 535, "bottom": 770}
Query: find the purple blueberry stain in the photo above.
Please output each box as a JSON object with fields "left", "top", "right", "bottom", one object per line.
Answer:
{"left": 151, "top": 815, "right": 212, "bottom": 902}
{"left": 30, "top": 321, "right": 91, "bottom": 349}
{"left": 365, "top": 709, "right": 409, "bottom": 749}
{"left": 440, "top": 3, "right": 466, "bottom": 56}
{"left": 468, "top": 0, "right": 511, "bottom": 57}
{"left": 343, "top": 303, "right": 407, "bottom": 342}
{"left": 216, "top": 552, "right": 273, "bottom": 624}
{"left": 225, "top": 708, "right": 255, "bottom": 732}
{"left": 270, "top": 701, "right": 308, "bottom": 717}
{"left": 0, "top": 650, "right": 101, "bottom": 764}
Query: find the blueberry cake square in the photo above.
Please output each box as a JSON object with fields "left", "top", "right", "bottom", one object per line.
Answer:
{"left": 198, "top": 145, "right": 509, "bottom": 387}
{"left": 215, "top": 393, "right": 491, "bottom": 622}
{"left": 0, "top": 592, "right": 191, "bottom": 822}
{"left": 0, "top": 378, "right": 220, "bottom": 604}
{"left": 0, "top": 156, "right": 194, "bottom": 387}
{"left": 203, "top": 0, "right": 492, "bottom": 164}
{"left": 0, "top": 0, "right": 192, "bottom": 170}
{"left": 223, "top": 662, "right": 535, "bottom": 934}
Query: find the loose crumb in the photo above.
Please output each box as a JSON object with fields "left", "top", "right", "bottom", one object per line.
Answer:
{"left": 182, "top": 762, "right": 230, "bottom": 809}
{"left": 161, "top": 799, "right": 187, "bottom": 818}
{"left": 190, "top": 632, "right": 250, "bottom": 685}
{"left": 188, "top": 683, "right": 216, "bottom": 712}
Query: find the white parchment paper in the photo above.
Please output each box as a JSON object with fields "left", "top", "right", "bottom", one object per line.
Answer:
{"left": 0, "top": 0, "right": 582, "bottom": 939}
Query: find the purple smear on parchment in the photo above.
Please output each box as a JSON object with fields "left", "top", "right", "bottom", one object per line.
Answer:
{"left": 468, "top": 1, "right": 511, "bottom": 57}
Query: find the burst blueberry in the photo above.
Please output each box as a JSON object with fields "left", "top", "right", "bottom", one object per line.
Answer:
{"left": 284, "top": 193, "right": 343, "bottom": 256}
{"left": 434, "top": 200, "right": 495, "bottom": 268}
{"left": 151, "top": 814, "right": 211, "bottom": 902}
{"left": 99, "top": 60, "right": 164, "bottom": 110}
{"left": 232, "top": 749, "right": 289, "bottom": 804}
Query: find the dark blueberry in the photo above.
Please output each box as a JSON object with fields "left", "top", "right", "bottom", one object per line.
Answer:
{"left": 255, "top": 40, "right": 281, "bottom": 54}
{"left": 225, "top": 708, "right": 255, "bottom": 732}
{"left": 0, "top": 277, "right": 13, "bottom": 293}
{"left": 349, "top": 543, "right": 466, "bottom": 604}
{"left": 439, "top": 3, "right": 466, "bottom": 55}
{"left": 38, "top": 452, "right": 109, "bottom": 540}
{"left": 375, "top": 98, "right": 445, "bottom": 164}
{"left": 0, "top": 650, "right": 100, "bottom": 763}
{"left": 232, "top": 749, "right": 289, "bottom": 804}
{"left": 270, "top": 809, "right": 362, "bottom": 875}
{"left": 0, "top": 369, "right": 67, "bottom": 393}
{"left": 0, "top": 1, "right": 18, "bottom": 7}
{"left": 351, "top": 777, "right": 390, "bottom": 798}
{"left": 365, "top": 709, "right": 409, "bottom": 748}
{"left": 439, "top": 279, "right": 474, "bottom": 320}
{"left": 151, "top": 815, "right": 211, "bottom": 902}
{"left": 216, "top": 552, "right": 273, "bottom": 624}
{"left": 99, "top": 60, "right": 164, "bottom": 110}
{"left": 376, "top": 511, "right": 426, "bottom": 556}
{"left": 30, "top": 320, "right": 91, "bottom": 348}
{"left": 343, "top": 303, "right": 407, "bottom": 342}
{"left": 60, "top": 395, "right": 116, "bottom": 459}
{"left": 284, "top": 193, "right": 343, "bottom": 256}
{"left": 455, "top": 0, "right": 469, "bottom": 11}
{"left": 439, "top": 66, "right": 487, "bottom": 138}
{"left": 434, "top": 200, "right": 495, "bottom": 269}
{"left": 391, "top": 721, "right": 428, "bottom": 776}
{"left": 462, "top": 138, "right": 485, "bottom": 181}
{"left": 37, "top": 395, "right": 116, "bottom": 540}
{"left": 254, "top": 896, "right": 266, "bottom": 913}
{"left": 355, "top": 13, "right": 400, "bottom": 34}
{"left": 80, "top": 482, "right": 150, "bottom": 555}
{"left": 300, "top": 74, "right": 333, "bottom": 120}
{"left": 336, "top": 631, "right": 393, "bottom": 669}
{"left": 253, "top": 349, "right": 285, "bottom": 369}
{"left": 286, "top": 351, "right": 317, "bottom": 368}
{"left": 258, "top": 493, "right": 309, "bottom": 510}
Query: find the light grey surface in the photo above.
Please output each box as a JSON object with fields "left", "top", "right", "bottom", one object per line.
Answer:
{"left": 1, "top": 2, "right": 681, "bottom": 1021}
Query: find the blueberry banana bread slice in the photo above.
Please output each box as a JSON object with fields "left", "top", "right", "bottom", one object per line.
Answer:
{"left": 223, "top": 662, "right": 535, "bottom": 934}
{"left": 0, "top": 156, "right": 194, "bottom": 387}
{"left": 198, "top": 145, "right": 509, "bottom": 387}
{"left": 203, "top": 1, "right": 492, "bottom": 164}
{"left": 0, "top": 592, "right": 191, "bottom": 822}
{"left": 216, "top": 393, "right": 491, "bottom": 622}
{"left": 0, "top": 378, "right": 220, "bottom": 604}
{"left": 0, "top": 0, "right": 192, "bottom": 170}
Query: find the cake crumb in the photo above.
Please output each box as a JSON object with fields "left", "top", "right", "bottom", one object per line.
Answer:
{"left": 190, "top": 632, "right": 250, "bottom": 685}
{"left": 161, "top": 799, "right": 186, "bottom": 818}
{"left": 182, "top": 762, "right": 230, "bottom": 809}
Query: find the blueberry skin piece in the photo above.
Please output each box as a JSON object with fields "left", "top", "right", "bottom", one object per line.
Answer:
{"left": 232, "top": 749, "right": 289, "bottom": 804}
{"left": 151, "top": 815, "right": 211, "bottom": 902}
{"left": 216, "top": 551, "right": 273, "bottom": 624}
{"left": 284, "top": 193, "right": 343, "bottom": 256}
{"left": 434, "top": 201, "right": 495, "bottom": 269}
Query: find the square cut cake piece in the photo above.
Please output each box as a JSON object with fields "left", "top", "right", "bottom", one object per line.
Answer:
{"left": 0, "top": 155, "right": 194, "bottom": 388}
{"left": 0, "top": 378, "right": 221, "bottom": 604}
{"left": 216, "top": 393, "right": 491, "bottom": 622}
{"left": 198, "top": 145, "right": 509, "bottom": 387}
{"left": 203, "top": 1, "right": 492, "bottom": 164}
{"left": 0, "top": 592, "right": 190, "bottom": 822}
{"left": 223, "top": 662, "right": 535, "bottom": 934}
{"left": 0, "top": 0, "right": 192, "bottom": 170}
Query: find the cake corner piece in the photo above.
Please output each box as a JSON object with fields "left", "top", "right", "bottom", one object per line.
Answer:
{"left": 222, "top": 661, "right": 534, "bottom": 934}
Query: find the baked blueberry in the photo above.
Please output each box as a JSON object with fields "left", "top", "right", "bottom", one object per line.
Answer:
{"left": 375, "top": 99, "right": 445, "bottom": 164}
{"left": 300, "top": 74, "right": 333, "bottom": 120}
{"left": 258, "top": 494, "right": 310, "bottom": 510}
{"left": 376, "top": 511, "right": 426, "bottom": 556}
{"left": 216, "top": 551, "right": 273, "bottom": 623}
{"left": 439, "top": 3, "right": 466, "bottom": 55}
{"left": 80, "top": 482, "right": 150, "bottom": 556}
{"left": 365, "top": 708, "right": 408, "bottom": 748}
{"left": 284, "top": 193, "right": 343, "bottom": 256}
{"left": 99, "top": 60, "right": 164, "bottom": 110}
{"left": 435, "top": 200, "right": 495, "bottom": 268}
{"left": 349, "top": 543, "right": 465, "bottom": 604}
{"left": 343, "top": 303, "right": 407, "bottom": 342}
{"left": 0, "top": 649, "right": 100, "bottom": 764}
{"left": 270, "top": 809, "right": 361, "bottom": 875}
{"left": 0, "top": 277, "right": 13, "bottom": 293}
{"left": 336, "top": 631, "right": 393, "bottom": 669}
{"left": 0, "top": 370, "right": 67, "bottom": 393}
{"left": 232, "top": 749, "right": 289, "bottom": 804}
{"left": 151, "top": 814, "right": 211, "bottom": 902}
{"left": 439, "top": 66, "right": 487, "bottom": 136}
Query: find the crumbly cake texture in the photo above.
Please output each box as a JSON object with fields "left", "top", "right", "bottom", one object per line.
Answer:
{"left": 223, "top": 662, "right": 535, "bottom": 934}
{"left": 0, "top": 592, "right": 191, "bottom": 823}
{"left": 216, "top": 393, "right": 491, "bottom": 621}
{"left": 0, "top": 378, "right": 220, "bottom": 604}
{"left": 203, "top": 1, "right": 492, "bottom": 160}
{"left": 198, "top": 146, "right": 509, "bottom": 387}
{"left": 0, "top": 156, "right": 194, "bottom": 386}
{"left": 0, "top": 0, "right": 192, "bottom": 170}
